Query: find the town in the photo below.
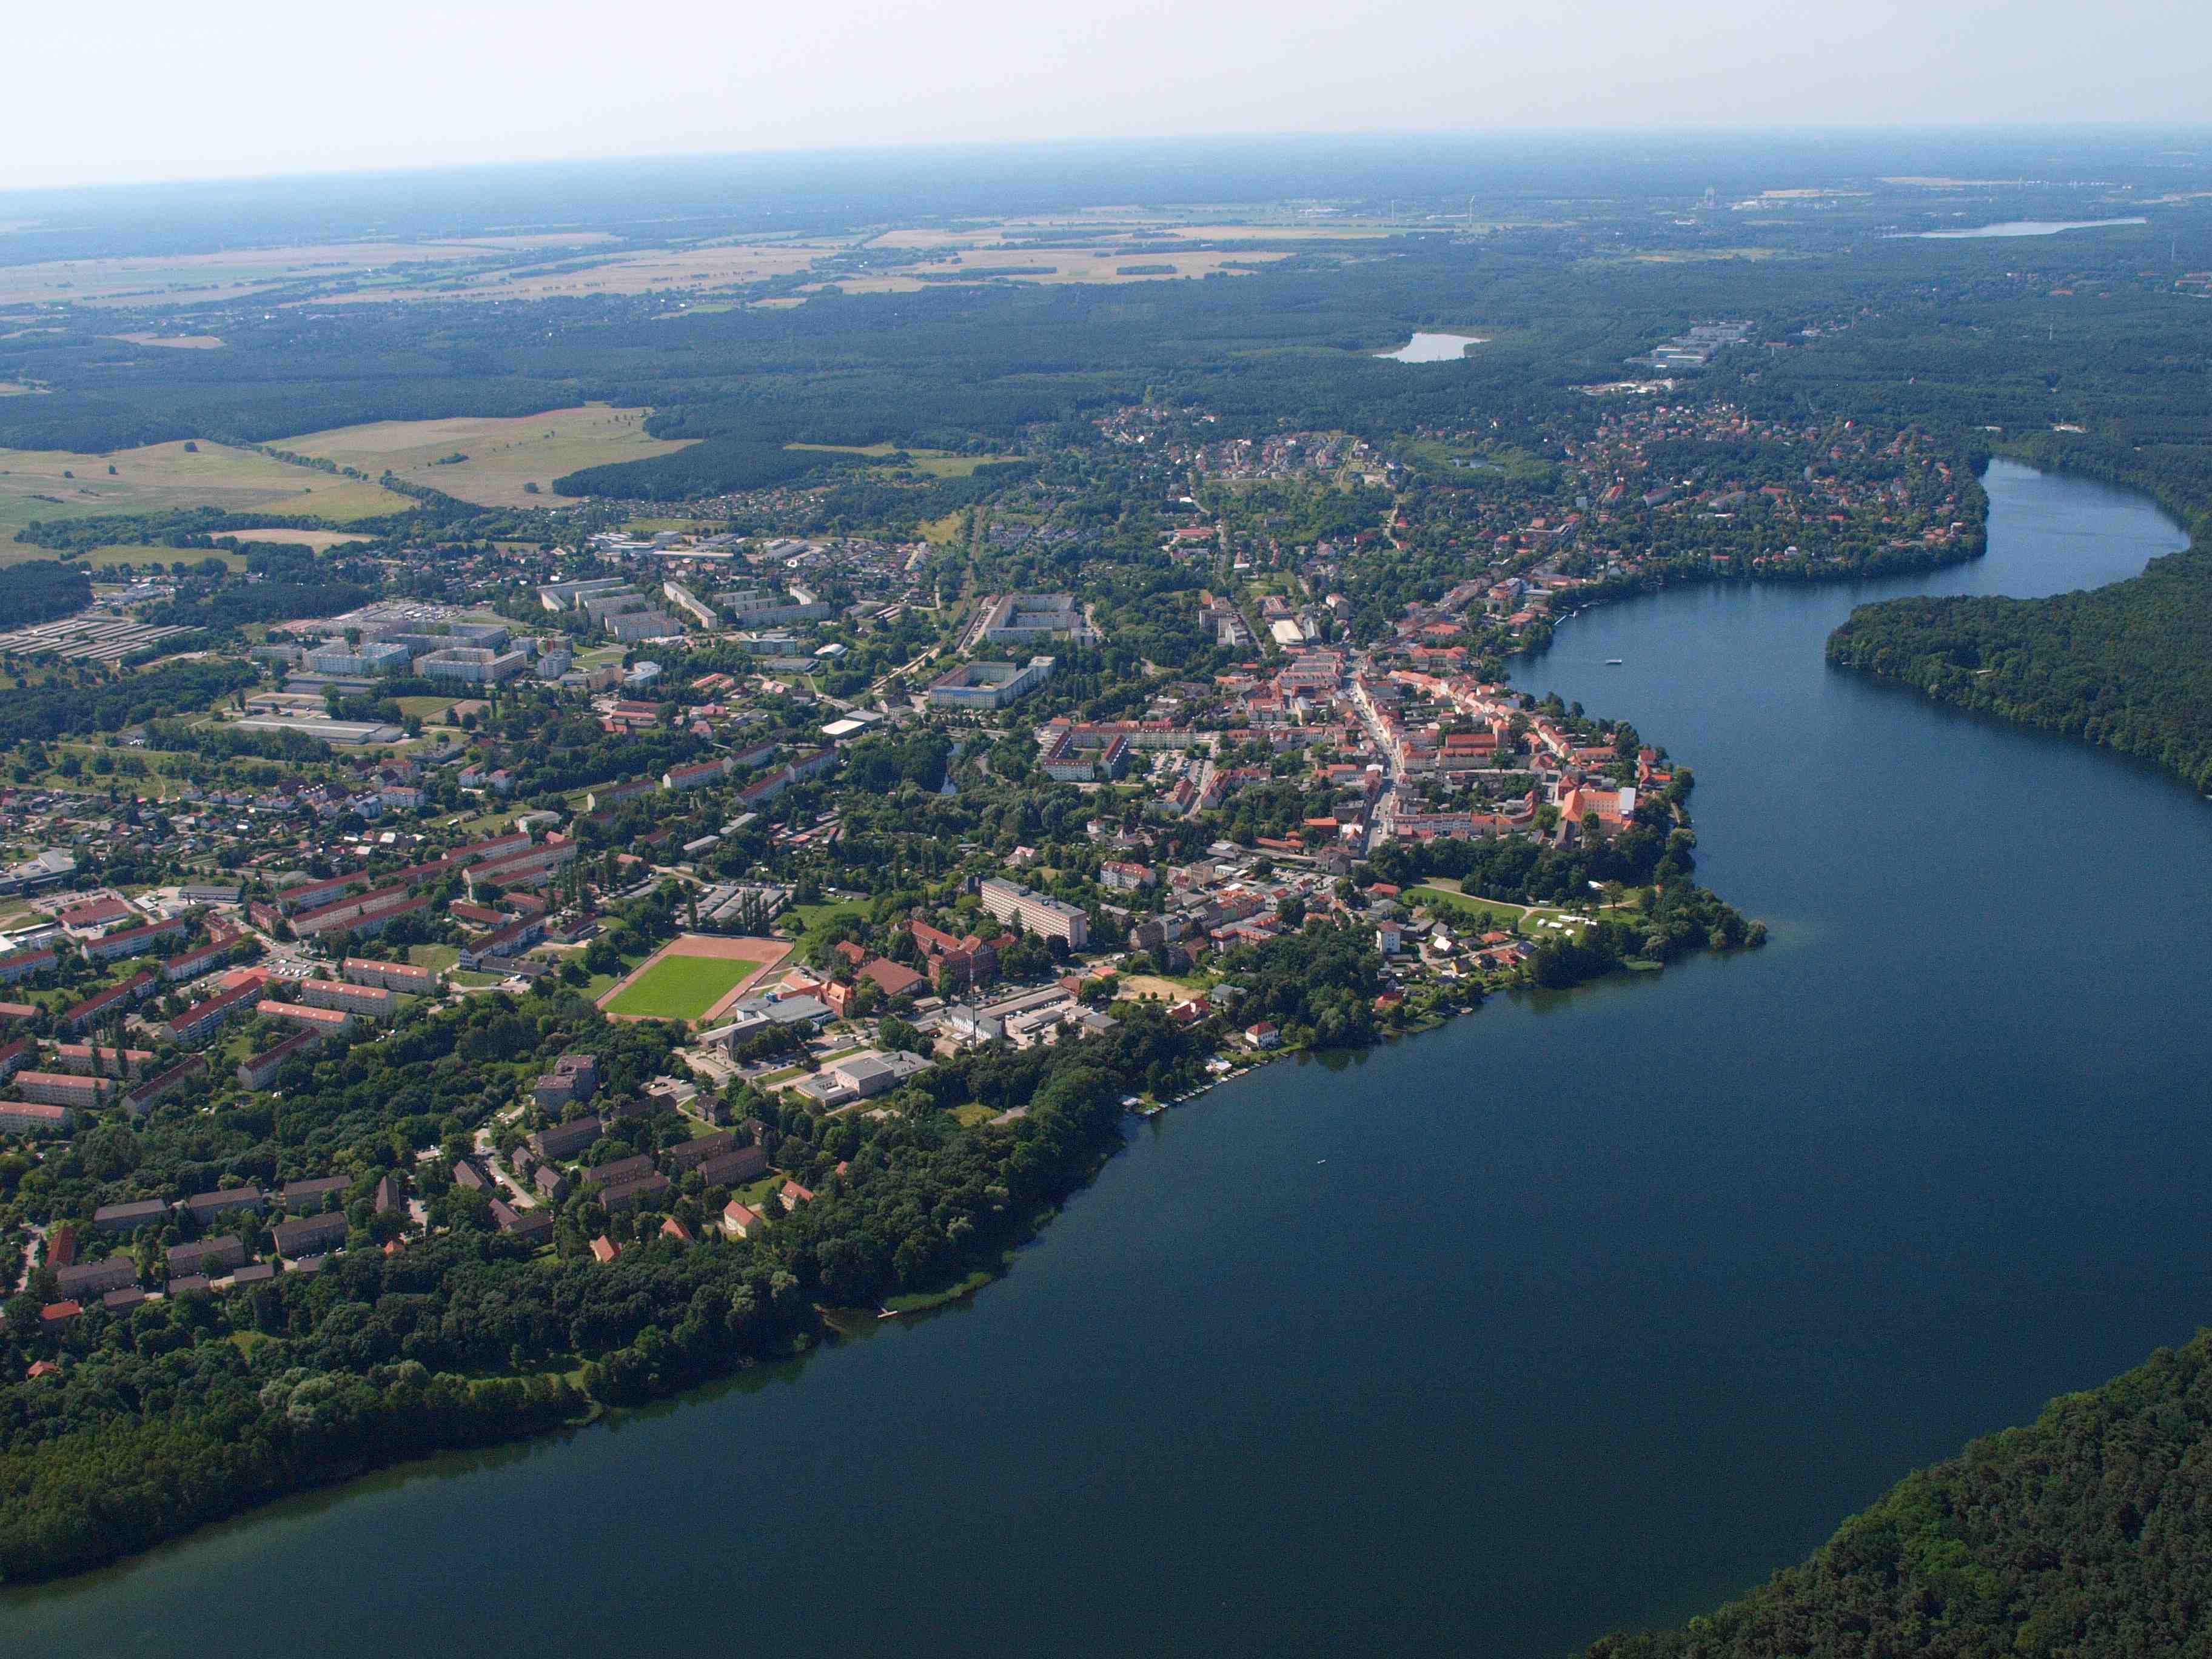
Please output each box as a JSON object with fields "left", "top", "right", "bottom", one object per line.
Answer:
{"left": 0, "top": 464, "right": 1773, "bottom": 1340}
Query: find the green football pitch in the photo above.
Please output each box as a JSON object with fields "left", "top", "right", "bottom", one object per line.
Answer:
{"left": 603, "top": 954, "right": 761, "bottom": 1021}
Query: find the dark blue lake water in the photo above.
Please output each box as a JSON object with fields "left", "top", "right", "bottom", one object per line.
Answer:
{"left": 15, "top": 460, "right": 2207, "bottom": 1657}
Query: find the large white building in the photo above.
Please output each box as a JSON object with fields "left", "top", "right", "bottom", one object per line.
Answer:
{"left": 928, "top": 656, "right": 1055, "bottom": 711}
{"left": 978, "top": 594, "right": 1099, "bottom": 646}
{"left": 979, "top": 877, "right": 1089, "bottom": 948}
{"left": 418, "top": 648, "right": 528, "bottom": 685}
{"left": 306, "top": 640, "right": 411, "bottom": 677}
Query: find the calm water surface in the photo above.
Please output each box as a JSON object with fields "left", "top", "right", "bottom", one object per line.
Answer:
{"left": 15, "top": 460, "right": 2208, "bottom": 1658}
{"left": 1377, "top": 331, "right": 1487, "bottom": 361}
{"left": 1903, "top": 216, "right": 2148, "bottom": 239}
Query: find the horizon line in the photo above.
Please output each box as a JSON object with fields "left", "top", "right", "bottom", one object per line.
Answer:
{"left": 6, "top": 121, "right": 2210, "bottom": 202}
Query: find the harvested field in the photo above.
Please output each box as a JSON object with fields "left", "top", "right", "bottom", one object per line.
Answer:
{"left": 0, "top": 233, "right": 618, "bottom": 307}
{"left": 0, "top": 543, "right": 245, "bottom": 571}
{"left": 209, "top": 527, "right": 375, "bottom": 551}
{"left": 278, "top": 406, "right": 694, "bottom": 509}
{"left": 0, "top": 440, "right": 412, "bottom": 542}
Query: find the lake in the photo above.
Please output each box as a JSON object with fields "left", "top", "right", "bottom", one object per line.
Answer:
{"left": 1903, "top": 216, "right": 2148, "bottom": 239}
{"left": 1376, "top": 331, "right": 1487, "bottom": 361}
{"left": 15, "top": 460, "right": 2209, "bottom": 1658}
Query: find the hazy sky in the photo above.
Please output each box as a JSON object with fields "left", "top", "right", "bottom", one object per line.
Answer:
{"left": 11, "top": 0, "right": 2210, "bottom": 189}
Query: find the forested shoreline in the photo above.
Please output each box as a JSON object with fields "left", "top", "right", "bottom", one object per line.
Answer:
{"left": 1, "top": 885, "right": 1758, "bottom": 1583}
{"left": 4, "top": 149, "right": 2210, "bottom": 1634}
{"left": 1827, "top": 447, "right": 2212, "bottom": 793}
{"left": 1584, "top": 1329, "right": 2212, "bottom": 1657}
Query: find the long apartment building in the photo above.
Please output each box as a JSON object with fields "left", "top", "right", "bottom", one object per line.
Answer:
{"left": 418, "top": 646, "right": 528, "bottom": 685}
{"left": 82, "top": 917, "right": 187, "bottom": 965}
{"left": 466, "top": 838, "right": 578, "bottom": 893}
{"left": 162, "top": 930, "right": 240, "bottom": 983}
{"left": 457, "top": 914, "right": 546, "bottom": 971}
{"left": 13, "top": 1070, "right": 113, "bottom": 1110}
{"left": 0, "top": 1099, "right": 72, "bottom": 1135}
{"left": 61, "top": 970, "right": 159, "bottom": 1034}
{"left": 343, "top": 956, "right": 438, "bottom": 994}
{"left": 237, "top": 1030, "right": 323, "bottom": 1090}
{"left": 298, "top": 979, "right": 397, "bottom": 1022}
{"left": 978, "top": 593, "right": 1099, "bottom": 645}
{"left": 167, "top": 976, "right": 266, "bottom": 1045}
{"left": 122, "top": 1056, "right": 207, "bottom": 1119}
{"left": 255, "top": 1000, "right": 353, "bottom": 1037}
{"left": 52, "top": 1043, "right": 155, "bottom": 1076}
{"left": 291, "top": 886, "right": 432, "bottom": 941}
{"left": 977, "top": 877, "right": 1090, "bottom": 948}
{"left": 927, "top": 655, "right": 1056, "bottom": 711}
{"left": 0, "top": 947, "right": 57, "bottom": 985}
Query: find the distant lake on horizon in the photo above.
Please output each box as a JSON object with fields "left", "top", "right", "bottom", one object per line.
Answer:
{"left": 1376, "top": 331, "right": 1487, "bottom": 361}
{"left": 1899, "top": 216, "right": 2148, "bottom": 240}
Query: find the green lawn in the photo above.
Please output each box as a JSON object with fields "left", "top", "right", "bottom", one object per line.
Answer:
{"left": 1404, "top": 885, "right": 1587, "bottom": 934}
{"left": 407, "top": 944, "right": 460, "bottom": 972}
{"left": 604, "top": 953, "right": 760, "bottom": 1021}
{"left": 786, "top": 897, "right": 870, "bottom": 955}
{"left": 788, "top": 898, "right": 869, "bottom": 933}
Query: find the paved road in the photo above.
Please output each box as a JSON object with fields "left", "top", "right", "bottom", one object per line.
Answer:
{"left": 1349, "top": 693, "right": 1402, "bottom": 853}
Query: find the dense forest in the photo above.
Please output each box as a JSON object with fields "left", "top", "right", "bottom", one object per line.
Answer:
{"left": 0, "top": 954, "right": 1318, "bottom": 1578}
{"left": 1828, "top": 538, "right": 2212, "bottom": 793}
{"left": 0, "top": 561, "right": 90, "bottom": 629}
{"left": 1585, "top": 1329, "right": 2212, "bottom": 1658}
{"left": 0, "top": 658, "right": 256, "bottom": 746}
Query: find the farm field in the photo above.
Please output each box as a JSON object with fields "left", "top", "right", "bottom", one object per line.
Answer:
{"left": 0, "top": 232, "right": 620, "bottom": 308}
{"left": 0, "top": 440, "right": 412, "bottom": 542}
{"left": 0, "top": 542, "right": 246, "bottom": 571}
{"left": 322, "top": 236, "right": 834, "bottom": 304}
{"left": 0, "top": 217, "right": 1387, "bottom": 317}
{"left": 208, "top": 527, "right": 376, "bottom": 551}
{"left": 278, "top": 405, "right": 696, "bottom": 508}
{"left": 104, "top": 333, "right": 226, "bottom": 350}
{"left": 810, "top": 244, "right": 1288, "bottom": 295}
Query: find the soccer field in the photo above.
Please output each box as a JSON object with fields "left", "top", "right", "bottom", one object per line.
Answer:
{"left": 603, "top": 954, "right": 760, "bottom": 1021}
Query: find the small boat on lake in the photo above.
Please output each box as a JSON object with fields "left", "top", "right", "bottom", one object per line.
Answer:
{"left": 1604, "top": 658, "right": 1624, "bottom": 665}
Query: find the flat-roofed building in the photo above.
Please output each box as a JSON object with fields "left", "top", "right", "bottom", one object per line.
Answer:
{"left": 418, "top": 646, "right": 528, "bottom": 685}
{"left": 978, "top": 877, "right": 1090, "bottom": 948}
{"left": 927, "top": 655, "right": 1055, "bottom": 711}
{"left": 306, "top": 640, "right": 411, "bottom": 677}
